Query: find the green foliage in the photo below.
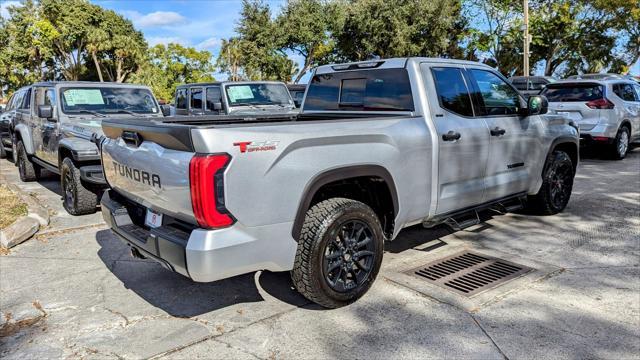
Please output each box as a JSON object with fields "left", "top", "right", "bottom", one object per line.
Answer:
{"left": 466, "top": 0, "right": 639, "bottom": 77}
{"left": 129, "top": 44, "right": 215, "bottom": 102}
{"left": 332, "top": 0, "right": 464, "bottom": 61}
{"left": 276, "top": 0, "right": 339, "bottom": 82}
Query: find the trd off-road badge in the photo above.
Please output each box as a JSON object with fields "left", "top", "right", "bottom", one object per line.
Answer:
{"left": 233, "top": 140, "right": 279, "bottom": 153}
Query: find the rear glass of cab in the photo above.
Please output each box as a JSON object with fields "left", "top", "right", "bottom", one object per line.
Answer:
{"left": 304, "top": 68, "right": 414, "bottom": 111}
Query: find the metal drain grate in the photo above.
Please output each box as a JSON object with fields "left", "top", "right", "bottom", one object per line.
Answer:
{"left": 405, "top": 251, "right": 532, "bottom": 296}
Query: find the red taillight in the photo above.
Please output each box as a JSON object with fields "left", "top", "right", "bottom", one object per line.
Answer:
{"left": 586, "top": 98, "right": 614, "bottom": 109}
{"left": 189, "top": 153, "right": 234, "bottom": 229}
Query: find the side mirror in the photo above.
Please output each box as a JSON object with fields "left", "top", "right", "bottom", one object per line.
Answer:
{"left": 294, "top": 100, "right": 301, "bottom": 108}
{"left": 527, "top": 95, "right": 548, "bottom": 115}
{"left": 38, "top": 105, "right": 54, "bottom": 120}
{"left": 213, "top": 102, "right": 223, "bottom": 111}
{"left": 160, "top": 104, "right": 171, "bottom": 117}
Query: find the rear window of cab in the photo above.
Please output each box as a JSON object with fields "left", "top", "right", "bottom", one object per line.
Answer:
{"left": 304, "top": 68, "right": 415, "bottom": 112}
{"left": 541, "top": 84, "right": 603, "bottom": 102}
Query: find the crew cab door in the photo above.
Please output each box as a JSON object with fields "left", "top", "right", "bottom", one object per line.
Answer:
{"left": 17, "top": 88, "right": 42, "bottom": 155}
{"left": 424, "top": 65, "right": 490, "bottom": 214}
{"left": 34, "top": 87, "right": 59, "bottom": 165}
{"left": 466, "top": 68, "right": 538, "bottom": 201}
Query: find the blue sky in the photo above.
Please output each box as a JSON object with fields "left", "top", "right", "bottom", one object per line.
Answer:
{"left": 92, "top": 0, "right": 295, "bottom": 80}
{"left": 1, "top": 0, "right": 639, "bottom": 79}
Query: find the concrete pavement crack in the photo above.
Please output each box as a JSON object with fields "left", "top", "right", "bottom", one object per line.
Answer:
{"left": 469, "top": 313, "right": 509, "bottom": 360}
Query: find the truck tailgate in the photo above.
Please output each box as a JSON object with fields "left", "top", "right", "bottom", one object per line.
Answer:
{"left": 101, "top": 136, "right": 196, "bottom": 224}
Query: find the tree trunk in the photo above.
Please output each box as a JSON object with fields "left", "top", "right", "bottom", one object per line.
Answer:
{"left": 92, "top": 51, "right": 104, "bottom": 82}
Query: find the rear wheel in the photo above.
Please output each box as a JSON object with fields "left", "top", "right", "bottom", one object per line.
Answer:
{"left": 0, "top": 143, "right": 6, "bottom": 159}
{"left": 609, "top": 126, "right": 630, "bottom": 160}
{"left": 292, "top": 198, "right": 384, "bottom": 308}
{"left": 526, "top": 150, "right": 574, "bottom": 215}
{"left": 17, "top": 140, "right": 40, "bottom": 182}
{"left": 61, "top": 158, "right": 98, "bottom": 215}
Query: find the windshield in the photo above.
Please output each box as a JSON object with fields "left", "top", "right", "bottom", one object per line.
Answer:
{"left": 61, "top": 87, "right": 159, "bottom": 114}
{"left": 225, "top": 83, "right": 292, "bottom": 107}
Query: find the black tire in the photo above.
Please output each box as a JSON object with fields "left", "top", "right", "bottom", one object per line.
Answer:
{"left": 609, "top": 126, "right": 630, "bottom": 160}
{"left": 526, "top": 150, "right": 574, "bottom": 215}
{"left": 12, "top": 140, "right": 18, "bottom": 165}
{"left": 0, "top": 143, "right": 6, "bottom": 159}
{"left": 292, "top": 198, "right": 384, "bottom": 308}
{"left": 61, "top": 158, "right": 98, "bottom": 215}
{"left": 16, "top": 140, "right": 40, "bottom": 182}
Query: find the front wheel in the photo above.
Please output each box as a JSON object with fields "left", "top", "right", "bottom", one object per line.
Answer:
{"left": 16, "top": 140, "right": 40, "bottom": 182}
{"left": 526, "top": 150, "right": 575, "bottom": 215}
{"left": 292, "top": 198, "right": 384, "bottom": 308}
{"left": 61, "top": 158, "right": 98, "bottom": 215}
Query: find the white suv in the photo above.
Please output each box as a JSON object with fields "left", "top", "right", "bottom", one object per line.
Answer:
{"left": 542, "top": 79, "right": 640, "bottom": 159}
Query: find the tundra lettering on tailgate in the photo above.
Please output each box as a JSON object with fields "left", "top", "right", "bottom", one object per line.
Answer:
{"left": 112, "top": 161, "right": 161, "bottom": 189}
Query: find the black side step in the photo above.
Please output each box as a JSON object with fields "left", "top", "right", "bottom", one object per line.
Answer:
{"left": 423, "top": 192, "right": 527, "bottom": 230}
{"left": 31, "top": 157, "right": 60, "bottom": 175}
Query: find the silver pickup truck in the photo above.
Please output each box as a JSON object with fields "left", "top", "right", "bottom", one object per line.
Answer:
{"left": 99, "top": 58, "right": 579, "bottom": 308}
{"left": 12, "top": 82, "right": 168, "bottom": 215}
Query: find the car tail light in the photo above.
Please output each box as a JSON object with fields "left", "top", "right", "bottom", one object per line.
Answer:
{"left": 586, "top": 98, "right": 614, "bottom": 109}
{"left": 189, "top": 153, "right": 235, "bottom": 229}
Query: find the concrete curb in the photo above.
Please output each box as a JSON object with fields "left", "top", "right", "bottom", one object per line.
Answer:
{"left": 0, "top": 178, "right": 50, "bottom": 249}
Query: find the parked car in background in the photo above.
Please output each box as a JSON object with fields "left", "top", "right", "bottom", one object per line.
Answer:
{"left": 98, "top": 57, "right": 578, "bottom": 308}
{"left": 0, "top": 91, "right": 22, "bottom": 161}
{"left": 175, "top": 81, "right": 296, "bottom": 116}
{"left": 13, "top": 82, "right": 168, "bottom": 215}
{"left": 287, "top": 83, "right": 307, "bottom": 108}
{"left": 542, "top": 79, "right": 640, "bottom": 159}
{"left": 509, "top": 76, "right": 556, "bottom": 98}
{"left": 567, "top": 73, "right": 640, "bottom": 84}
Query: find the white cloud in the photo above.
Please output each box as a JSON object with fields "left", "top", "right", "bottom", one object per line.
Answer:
{"left": 121, "top": 10, "right": 187, "bottom": 28}
{"left": 147, "top": 36, "right": 188, "bottom": 47}
{"left": 196, "top": 37, "right": 220, "bottom": 50}
{"left": 0, "top": 1, "right": 22, "bottom": 19}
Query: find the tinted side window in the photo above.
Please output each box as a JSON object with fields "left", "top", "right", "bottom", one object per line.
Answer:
{"left": 542, "top": 84, "right": 603, "bottom": 102}
{"left": 205, "top": 87, "right": 222, "bottom": 111}
{"left": 469, "top": 70, "right": 520, "bottom": 116}
{"left": 529, "top": 80, "right": 547, "bottom": 91}
{"left": 432, "top": 67, "right": 474, "bottom": 117}
{"left": 305, "top": 68, "right": 414, "bottom": 112}
{"left": 634, "top": 84, "right": 640, "bottom": 101}
{"left": 176, "top": 88, "right": 187, "bottom": 109}
{"left": 21, "top": 89, "right": 32, "bottom": 109}
{"left": 614, "top": 84, "right": 636, "bottom": 102}
{"left": 190, "top": 88, "right": 203, "bottom": 110}
{"left": 511, "top": 80, "right": 528, "bottom": 91}
{"left": 35, "top": 87, "right": 56, "bottom": 106}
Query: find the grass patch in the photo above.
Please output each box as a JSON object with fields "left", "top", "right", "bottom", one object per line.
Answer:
{"left": 0, "top": 185, "right": 28, "bottom": 229}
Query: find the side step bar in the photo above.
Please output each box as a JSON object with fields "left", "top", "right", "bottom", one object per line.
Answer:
{"left": 423, "top": 193, "right": 527, "bottom": 231}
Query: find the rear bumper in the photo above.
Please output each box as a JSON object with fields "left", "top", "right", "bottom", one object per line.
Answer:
{"left": 101, "top": 190, "right": 297, "bottom": 282}
{"left": 580, "top": 134, "right": 615, "bottom": 146}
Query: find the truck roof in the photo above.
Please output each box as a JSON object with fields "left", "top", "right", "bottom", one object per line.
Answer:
{"left": 176, "top": 81, "right": 288, "bottom": 88}
{"left": 314, "top": 57, "right": 494, "bottom": 75}
{"left": 16, "top": 81, "right": 153, "bottom": 91}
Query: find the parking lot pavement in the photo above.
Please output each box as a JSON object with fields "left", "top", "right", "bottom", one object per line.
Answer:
{"left": 1, "top": 149, "right": 638, "bottom": 359}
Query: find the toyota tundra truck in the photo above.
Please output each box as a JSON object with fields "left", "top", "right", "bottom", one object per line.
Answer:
{"left": 13, "top": 82, "right": 169, "bottom": 215}
{"left": 99, "top": 58, "right": 579, "bottom": 308}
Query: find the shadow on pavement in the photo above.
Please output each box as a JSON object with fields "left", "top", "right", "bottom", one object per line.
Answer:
{"left": 95, "top": 229, "right": 311, "bottom": 316}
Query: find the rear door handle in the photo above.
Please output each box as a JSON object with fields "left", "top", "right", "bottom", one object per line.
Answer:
{"left": 442, "top": 131, "right": 461, "bottom": 141}
{"left": 490, "top": 127, "right": 506, "bottom": 136}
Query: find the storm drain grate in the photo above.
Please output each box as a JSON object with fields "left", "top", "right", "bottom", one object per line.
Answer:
{"left": 405, "top": 251, "right": 532, "bottom": 297}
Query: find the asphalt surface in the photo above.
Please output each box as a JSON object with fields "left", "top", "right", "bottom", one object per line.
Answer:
{"left": 0, "top": 148, "right": 638, "bottom": 359}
